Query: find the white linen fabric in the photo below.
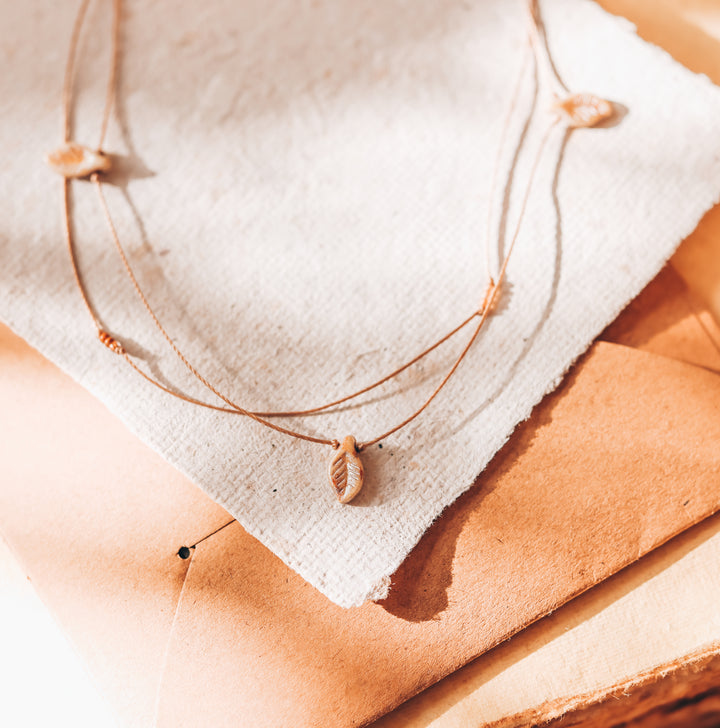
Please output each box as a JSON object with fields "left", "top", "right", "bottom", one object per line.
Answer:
{"left": 2, "top": 0, "right": 720, "bottom": 607}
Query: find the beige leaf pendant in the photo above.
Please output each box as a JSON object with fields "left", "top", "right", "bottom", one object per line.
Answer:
{"left": 45, "top": 142, "right": 111, "bottom": 178}
{"left": 553, "top": 93, "right": 613, "bottom": 128}
{"left": 328, "top": 436, "right": 364, "bottom": 504}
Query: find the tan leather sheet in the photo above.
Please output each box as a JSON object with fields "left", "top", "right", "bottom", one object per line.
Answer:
{"left": 1, "top": 259, "right": 720, "bottom": 726}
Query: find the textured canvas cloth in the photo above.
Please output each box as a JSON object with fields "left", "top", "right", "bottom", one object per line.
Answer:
{"left": 2, "top": 0, "right": 720, "bottom": 607}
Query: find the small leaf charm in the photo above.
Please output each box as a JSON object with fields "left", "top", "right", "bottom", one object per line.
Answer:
{"left": 553, "top": 93, "right": 613, "bottom": 128}
{"left": 45, "top": 142, "right": 111, "bottom": 178}
{"left": 328, "top": 436, "right": 364, "bottom": 504}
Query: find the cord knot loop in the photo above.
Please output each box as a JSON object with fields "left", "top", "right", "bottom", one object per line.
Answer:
{"left": 98, "top": 329, "right": 125, "bottom": 354}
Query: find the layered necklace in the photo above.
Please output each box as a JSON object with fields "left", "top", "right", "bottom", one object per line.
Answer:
{"left": 47, "top": 0, "right": 612, "bottom": 503}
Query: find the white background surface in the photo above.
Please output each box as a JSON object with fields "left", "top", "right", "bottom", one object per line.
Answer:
{"left": 0, "top": 537, "right": 117, "bottom": 728}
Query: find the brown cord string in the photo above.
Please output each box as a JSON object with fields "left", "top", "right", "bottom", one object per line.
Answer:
{"left": 59, "top": 0, "right": 553, "bottom": 451}
{"left": 97, "top": 0, "right": 121, "bottom": 151}
{"left": 62, "top": 188, "right": 336, "bottom": 446}
{"left": 527, "top": 0, "right": 568, "bottom": 99}
{"left": 485, "top": 46, "right": 532, "bottom": 282}
{"left": 62, "top": 179, "right": 100, "bottom": 327}
{"left": 98, "top": 172, "right": 489, "bottom": 418}
{"left": 61, "top": 0, "right": 92, "bottom": 142}
{"left": 360, "top": 118, "right": 558, "bottom": 449}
